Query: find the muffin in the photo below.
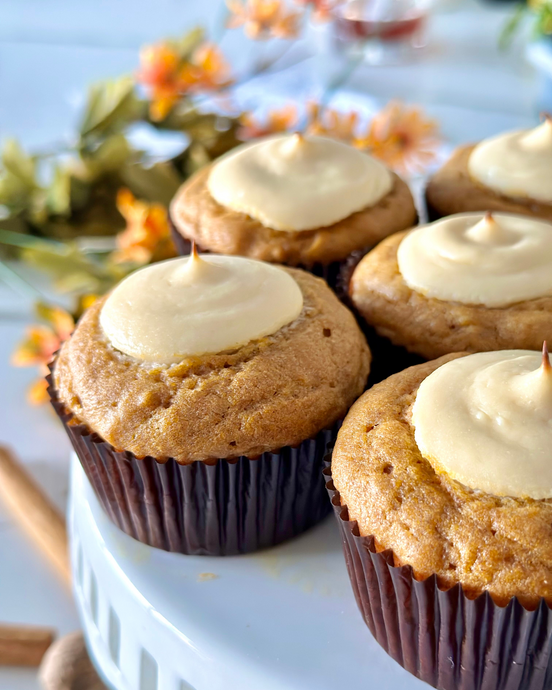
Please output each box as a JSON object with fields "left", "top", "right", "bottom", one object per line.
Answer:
{"left": 326, "top": 348, "right": 552, "bottom": 689}
{"left": 348, "top": 212, "right": 552, "bottom": 378}
{"left": 170, "top": 133, "right": 417, "bottom": 290}
{"left": 50, "top": 250, "right": 370, "bottom": 555}
{"left": 426, "top": 118, "right": 552, "bottom": 221}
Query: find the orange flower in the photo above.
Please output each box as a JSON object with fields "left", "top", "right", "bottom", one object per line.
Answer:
{"left": 113, "top": 188, "right": 176, "bottom": 265}
{"left": 137, "top": 43, "right": 183, "bottom": 121}
{"left": 294, "top": 0, "right": 341, "bottom": 22}
{"left": 12, "top": 304, "right": 76, "bottom": 405}
{"left": 27, "top": 379, "right": 50, "bottom": 406}
{"left": 78, "top": 293, "right": 100, "bottom": 314}
{"left": 12, "top": 326, "right": 61, "bottom": 368}
{"left": 227, "top": 0, "right": 302, "bottom": 39}
{"left": 354, "top": 101, "right": 441, "bottom": 174}
{"left": 137, "top": 41, "right": 232, "bottom": 121}
{"left": 306, "top": 102, "right": 360, "bottom": 142}
{"left": 239, "top": 104, "right": 298, "bottom": 139}
{"left": 178, "top": 43, "right": 233, "bottom": 94}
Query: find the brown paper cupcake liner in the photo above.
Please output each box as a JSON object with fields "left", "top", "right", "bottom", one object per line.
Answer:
{"left": 324, "top": 462, "right": 552, "bottom": 690}
{"left": 49, "top": 372, "right": 336, "bottom": 556}
{"left": 424, "top": 192, "right": 446, "bottom": 223}
{"left": 337, "top": 253, "right": 425, "bottom": 385}
{"left": 169, "top": 217, "right": 367, "bottom": 294}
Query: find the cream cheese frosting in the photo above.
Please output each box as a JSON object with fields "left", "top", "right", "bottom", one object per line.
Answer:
{"left": 100, "top": 249, "right": 304, "bottom": 363}
{"left": 412, "top": 347, "right": 552, "bottom": 499}
{"left": 397, "top": 212, "right": 552, "bottom": 307}
{"left": 468, "top": 118, "right": 552, "bottom": 202}
{"left": 206, "top": 133, "right": 393, "bottom": 232}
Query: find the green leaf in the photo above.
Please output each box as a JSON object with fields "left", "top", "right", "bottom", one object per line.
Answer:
{"left": 46, "top": 165, "right": 71, "bottom": 216}
{"left": 3, "top": 139, "right": 36, "bottom": 187}
{"left": 0, "top": 139, "right": 39, "bottom": 210}
{"left": 20, "top": 241, "right": 125, "bottom": 294}
{"left": 0, "top": 215, "right": 28, "bottom": 236}
{"left": 81, "top": 134, "right": 133, "bottom": 180}
{"left": 499, "top": 5, "right": 527, "bottom": 49}
{"left": 120, "top": 161, "right": 182, "bottom": 205}
{"left": 185, "top": 142, "right": 211, "bottom": 175}
{"left": 536, "top": 6, "right": 552, "bottom": 35}
{"left": 175, "top": 27, "right": 205, "bottom": 60}
{"left": 79, "top": 76, "right": 145, "bottom": 139}
{"left": 69, "top": 175, "right": 91, "bottom": 211}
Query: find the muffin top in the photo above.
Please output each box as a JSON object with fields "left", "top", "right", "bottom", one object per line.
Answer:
{"left": 349, "top": 212, "right": 552, "bottom": 358}
{"left": 469, "top": 119, "right": 552, "bottom": 204}
{"left": 425, "top": 144, "right": 552, "bottom": 221}
{"left": 207, "top": 133, "right": 393, "bottom": 232}
{"left": 332, "top": 351, "right": 552, "bottom": 606}
{"left": 170, "top": 134, "right": 417, "bottom": 265}
{"left": 55, "top": 254, "right": 370, "bottom": 463}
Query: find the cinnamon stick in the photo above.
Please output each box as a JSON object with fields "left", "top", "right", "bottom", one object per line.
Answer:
{"left": 0, "top": 623, "right": 55, "bottom": 667}
{"left": 0, "top": 446, "right": 70, "bottom": 585}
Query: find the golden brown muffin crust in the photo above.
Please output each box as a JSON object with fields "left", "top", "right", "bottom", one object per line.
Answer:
{"left": 350, "top": 230, "right": 552, "bottom": 359}
{"left": 170, "top": 164, "right": 417, "bottom": 266}
{"left": 426, "top": 145, "right": 552, "bottom": 221}
{"left": 54, "top": 269, "right": 370, "bottom": 463}
{"left": 332, "top": 355, "right": 552, "bottom": 606}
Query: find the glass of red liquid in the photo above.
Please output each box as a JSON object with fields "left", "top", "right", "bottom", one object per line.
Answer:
{"left": 332, "top": 0, "right": 429, "bottom": 65}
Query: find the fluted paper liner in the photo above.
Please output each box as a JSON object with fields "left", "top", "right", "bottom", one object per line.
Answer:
{"left": 324, "top": 462, "right": 552, "bottom": 690}
{"left": 48, "top": 372, "right": 335, "bottom": 556}
{"left": 170, "top": 218, "right": 360, "bottom": 293}
{"left": 337, "top": 252, "right": 425, "bottom": 384}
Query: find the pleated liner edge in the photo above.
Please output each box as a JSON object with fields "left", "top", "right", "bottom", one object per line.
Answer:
{"left": 323, "top": 461, "right": 552, "bottom": 690}
{"left": 48, "top": 370, "right": 335, "bottom": 556}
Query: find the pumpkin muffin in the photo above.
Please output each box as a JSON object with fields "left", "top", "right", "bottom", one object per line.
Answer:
{"left": 51, "top": 251, "right": 370, "bottom": 555}
{"left": 349, "top": 212, "right": 552, "bottom": 367}
{"left": 327, "top": 349, "right": 552, "bottom": 689}
{"left": 170, "top": 133, "right": 417, "bottom": 290}
{"left": 426, "top": 118, "right": 552, "bottom": 221}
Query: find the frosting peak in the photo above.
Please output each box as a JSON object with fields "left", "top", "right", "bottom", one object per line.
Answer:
{"left": 100, "top": 254, "right": 304, "bottom": 364}
{"left": 397, "top": 212, "right": 552, "bottom": 307}
{"left": 519, "top": 116, "right": 552, "bottom": 150}
{"left": 465, "top": 212, "right": 513, "bottom": 245}
{"left": 468, "top": 121, "right": 552, "bottom": 202}
{"left": 513, "top": 342, "right": 552, "bottom": 408}
{"left": 413, "top": 349, "right": 552, "bottom": 499}
{"left": 206, "top": 134, "right": 393, "bottom": 232}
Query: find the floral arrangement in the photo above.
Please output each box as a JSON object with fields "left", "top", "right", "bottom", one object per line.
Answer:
{"left": 502, "top": 0, "right": 552, "bottom": 45}
{"left": 2, "top": 0, "right": 441, "bottom": 404}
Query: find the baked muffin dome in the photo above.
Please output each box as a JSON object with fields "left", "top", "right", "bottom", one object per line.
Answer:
{"left": 349, "top": 212, "right": 552, "bottom": 359}
{"left": 170, "top": 134, "right": 417, "bottom": 269}
{"left": 332, "top": 352, "right": 552, "bottom": 606}
{"left": 55, "top": 263, "right": 370, "bottom": 463}
{"left": 426, "top": 120, "right": 552, "bottom": 222}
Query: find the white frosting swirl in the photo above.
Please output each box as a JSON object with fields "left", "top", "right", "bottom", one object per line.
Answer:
{"left": 468, "top": 119, "right": 552, "bottom": 202}
{"left": 207, "top": 133, "right": 393, "bottom": 232}
{"left": 397, "top": 212, "right": 552, "bottom": 307}
{"left": 412, "top": 349, "right": 552, "bottom": 499}
{"left": 100, "top": 252, "right": 304, "bottom": 363}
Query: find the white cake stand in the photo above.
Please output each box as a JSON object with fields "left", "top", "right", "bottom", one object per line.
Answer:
{"left": 68, "top": 454, "right": 424, "bottom": 690}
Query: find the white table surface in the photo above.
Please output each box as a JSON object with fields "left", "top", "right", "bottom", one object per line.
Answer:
{"left": 0, "top": 1, "right": 540, "bottom": 688}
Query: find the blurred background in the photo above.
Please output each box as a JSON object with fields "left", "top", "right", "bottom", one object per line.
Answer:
{"left": 0, "top": 0, "right": 548, "bottom": 687}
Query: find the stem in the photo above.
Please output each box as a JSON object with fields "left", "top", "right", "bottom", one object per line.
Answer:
{"left": 499, "top": 4, "right": 527, "bottom": 50}
{"left": 191, "top": 40, "right": 304, "bottom": 109}
{"left": 319, "top": 52, "right": 365, "bottom": 111}
{"left": 0, "top": 229, "right": 65, "bottom": 250}
{"left": 0, "top": 260, "right": 44, "bottom": 300}
{"left": 31, "top": 142, "right": 75, "bottom": 160}
{"left": 213, "top": 1, "right": 230, "bottom": 43}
